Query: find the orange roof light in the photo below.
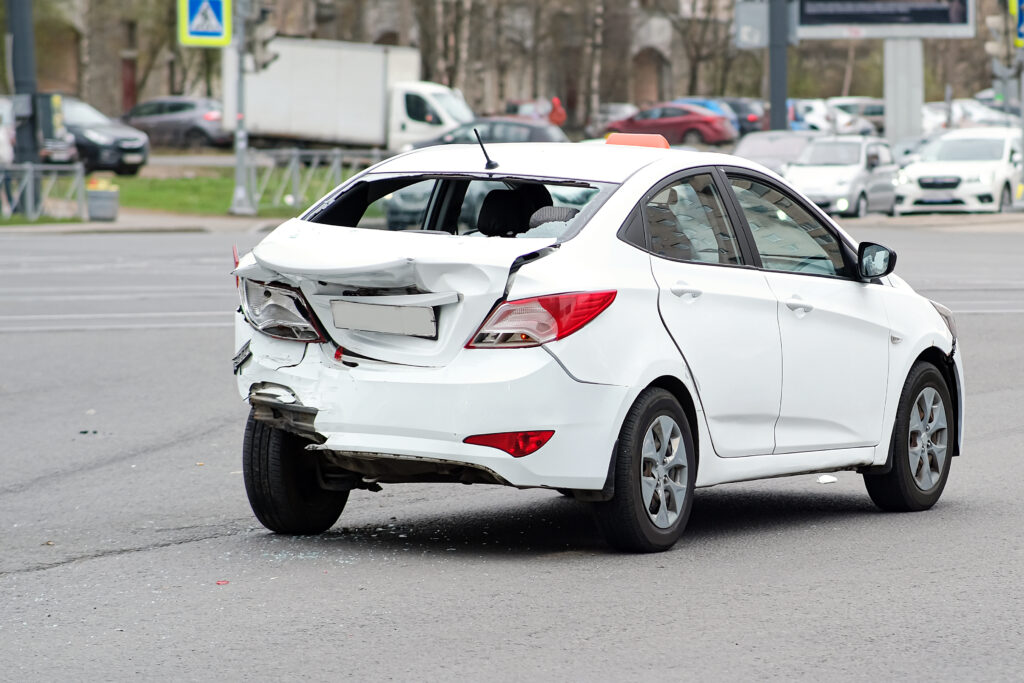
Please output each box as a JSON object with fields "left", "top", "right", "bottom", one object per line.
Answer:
{"left": 605, "top": 133, "right": 670, "bottom": 149}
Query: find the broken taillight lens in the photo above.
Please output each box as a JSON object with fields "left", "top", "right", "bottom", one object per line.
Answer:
{"left": 239, "top": 279, "right": 325, "bottom": 343}
{"left": 463, "top": 430, "right": 555, "bottom": 457}
{"left": 467, "top": 291, "right": 616, "bottom": 348}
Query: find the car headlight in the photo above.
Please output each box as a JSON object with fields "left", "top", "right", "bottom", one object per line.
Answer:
{"left": 963, "top": 172, "right": 993, "bottom": 184}
{"left": 835, "top": 178, "right": 849, "bottom": 187}
{"left": 82, "top": 129, "right": 113, "bottom": 145}
{"left": 240, "top": 279, "right": 324, "bottom": 342}
{"left": 930, "top": 300, "right": 958, "bottom": 340}
{"left": 896, "top": 170, "right": 912, "bottom": 186}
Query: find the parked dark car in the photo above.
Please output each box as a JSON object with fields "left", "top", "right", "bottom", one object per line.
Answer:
{"left": 63, "top": 98, "right": 148, "bottom": 175}
{"left": 410, "top": 117, "right": 569, "bottom": 150}
{"left": 0, "top": 94, "right": 78, "bottom": 164}
{"left": 604, "top": 103, "right": 737, "bottom": 145}
{"left": 122, "top": 96, "right": 232, "bottom": 148}
{"left": 721, "top": 97, "right": 766, "bottom": 136}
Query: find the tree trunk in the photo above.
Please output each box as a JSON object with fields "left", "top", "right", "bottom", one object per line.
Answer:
{"left": 586, "top": 0, "right": 605, "bottom": 129}
{"left": 841, "top": 41, "right": 856, "bottom": 96}
{"left": 434, "top": 0, "right": 447, "bottom": 85}
{"left": 453, "top": 0, "right": 473, "bottom": 90}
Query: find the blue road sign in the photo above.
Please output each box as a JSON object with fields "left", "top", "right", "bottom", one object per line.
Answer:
{"left": 178, "top": 0, "right": 232, "bottom": 47}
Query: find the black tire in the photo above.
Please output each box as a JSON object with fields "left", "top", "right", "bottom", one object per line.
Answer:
{"left": 864, "top": 363, "right": 954, "bottom": 512}
{"left": 184, "top": 128, "right": 210, "bottom": 149}
{"left": 999, "top": 184, "right": 1012, "bottom": 213}
{"left": 850, "top": 193, "right": 868, "bottom": 218}
{"left": 242, "top": 412, "right": 348, "bottom": 534}
{"left": 592, "top": 388, "right": 696, "bottom": 553}
{"left": 681, "top": 129, "right": 704, "bottom": 146}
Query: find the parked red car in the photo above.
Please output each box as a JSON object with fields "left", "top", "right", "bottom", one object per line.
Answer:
{"left": 604, "top": 102, "right": 737, "bottom": 146}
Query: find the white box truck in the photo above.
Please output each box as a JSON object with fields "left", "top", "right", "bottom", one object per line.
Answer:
{"left": 222, "top": 38, "right": 473, "bottom": 151}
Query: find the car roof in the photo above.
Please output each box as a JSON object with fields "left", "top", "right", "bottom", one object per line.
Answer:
{"left": 940, "top": 126, "right": 1020, "bottom": 139}
{"left": 368, "top": 142, "right": 758, "bottom": 184}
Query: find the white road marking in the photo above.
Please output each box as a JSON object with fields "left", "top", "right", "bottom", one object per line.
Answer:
{"left": 0, "top": 322, "right": 234, "bottom": 333}
{"left": 0, "top": 311, "right": 229, "bottom": 321}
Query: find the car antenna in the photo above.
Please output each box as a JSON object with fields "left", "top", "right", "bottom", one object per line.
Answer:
{"left": 473, "top": 128, "right": 499, "bottom": 170}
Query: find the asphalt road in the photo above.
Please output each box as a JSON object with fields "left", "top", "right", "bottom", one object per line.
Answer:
{"left": 1, "top": 215, "right": 1022, "bottom": 680}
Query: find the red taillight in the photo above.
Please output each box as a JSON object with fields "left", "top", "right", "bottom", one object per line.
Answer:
{"left": 466, "top": 290, "right": 616, "bottom": 348}
{"left": 746, "top": 113, "right": 758, "bottom": 122}
{"left": 203, "top": 110, "right": 222, "bottom": 122}
{"left": 464, "top": 430, "right": 555, "bottom": 457}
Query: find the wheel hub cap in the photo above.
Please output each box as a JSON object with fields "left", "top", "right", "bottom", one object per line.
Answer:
{"left": 908, "top": 387, "right": 948, "bottom": 492}
{"left": 640, "top": 415, "right": 687, "bottom": 529}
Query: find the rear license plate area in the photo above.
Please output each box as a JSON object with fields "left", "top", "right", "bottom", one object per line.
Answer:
{"left": 330, "top": 300, "right": 437, "bottom": 338}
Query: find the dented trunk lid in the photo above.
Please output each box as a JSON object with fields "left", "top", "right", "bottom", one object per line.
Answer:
{"left": 249, "top": 219, "right": 556, "bottom": 367}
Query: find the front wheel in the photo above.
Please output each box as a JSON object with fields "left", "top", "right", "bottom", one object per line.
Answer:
{"left": 592, "top": 388, "right": 695, "bottom": 552}
{"left": 999, "top": 184, "right": 1012, "bottom": 213}
{"left": 850, "top": 193, "right": 868, "bottom": 218}
{"left": 864, "top": 363, "right": 953, "bottom": 512}
{"left": 243, "top": 412, "right": 348, "bottom": 534}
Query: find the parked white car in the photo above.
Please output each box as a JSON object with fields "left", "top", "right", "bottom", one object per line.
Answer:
{"left": 782, "top": 135, "right": 897, "bottom": 217}
{"left": 895, "top": 127, "right": 1022, "bottom": 214}
{"left": 233, "top": 137, "right": 964, "bottom": 552}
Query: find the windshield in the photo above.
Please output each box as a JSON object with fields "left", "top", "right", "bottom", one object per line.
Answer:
{"left": 734, "top": 134, "right": 813, "bottom": 162}
{"left": 433, "top": 92, "right": 475, "bottom": 125}
{"left": 795, "top": 141, "right": 862, "bottom": 165}
{"left": 920, "top": 138, "right": 1007, "bottom": 162}
{"left": 64, "top": 99, "right": 112, "bottom": 126}
{"left": 308, "top": 174, "right": 616, "bottom": 242}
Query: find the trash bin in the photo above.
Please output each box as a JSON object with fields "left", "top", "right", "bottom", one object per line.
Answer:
{"left": 86, "top": 188, "right": 119, "bottom": 221}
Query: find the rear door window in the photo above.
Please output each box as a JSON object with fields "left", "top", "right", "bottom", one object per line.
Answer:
{"left": 643, "top": 173, "right": 745, "bottom": 265}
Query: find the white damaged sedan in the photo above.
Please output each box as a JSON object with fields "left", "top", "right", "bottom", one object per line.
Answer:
{"left": 233, "top": 135, "right": 964, "bottom": 552}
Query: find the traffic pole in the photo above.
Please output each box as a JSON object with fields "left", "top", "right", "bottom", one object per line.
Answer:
{"left": 230, "top": 0, "right": 256, "bottom": 215}
{"left": 768, "top": 0, "right": 788, "bottom": 130}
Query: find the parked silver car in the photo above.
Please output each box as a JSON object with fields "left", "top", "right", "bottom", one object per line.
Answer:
{"left": 122, "top": 96, "right": 232, "bottom": 148}
{"left": 782, "top": 136, "right": 897, "bottom": 217}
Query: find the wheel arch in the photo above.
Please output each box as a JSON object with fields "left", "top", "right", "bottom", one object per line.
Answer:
{"left": 913, "top": 345, "right": 962, "bottom": 458}
{"left": 646, "top": 374, "right": 700, "bottom": 469}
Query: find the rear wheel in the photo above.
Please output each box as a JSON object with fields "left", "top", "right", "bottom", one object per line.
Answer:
{"left": 184, "top": 128, "right": 210, "bottom": 148}
{"left": 593, "top": 388, "right": 695, "bottom": 552}
{"left": 243, "top": 412, "right": 348, "bottom": 534}
{"left": 681, "top": 129, "right": 704, "bottom": 146}
{"left": 864, "top": 363, "right": 953, "bottom": 512}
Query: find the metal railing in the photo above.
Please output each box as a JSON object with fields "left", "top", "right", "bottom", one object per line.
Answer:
{"left": 246, "top": 148, "right": 388, "bottom": 210}
{"left": 0, "top": 162, "right": 88, "bottom": 221}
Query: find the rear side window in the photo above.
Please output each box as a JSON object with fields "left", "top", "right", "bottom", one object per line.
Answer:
{"left": 727, "top": 175, "right": 847, "bottom": 277}
{"left": 309, "top": 174, "right": 615, "bottom": 242}
{"left": 644, "top": 173, "right": 744, "bottom": 266}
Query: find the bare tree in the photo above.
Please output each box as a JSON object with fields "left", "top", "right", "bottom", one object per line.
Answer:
{"left": 657, "top": 0, "right": 733, "bottom": 95}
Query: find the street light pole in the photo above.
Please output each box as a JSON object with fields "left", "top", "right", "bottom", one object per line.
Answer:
{"left": 229, "top": 0, "right": 256, "bottom": 215}
{"left": 768, "top": 0, "right": 788, "bottom": 130}
{"left": 6, "top": 0, "right": 39, "bottom": 164}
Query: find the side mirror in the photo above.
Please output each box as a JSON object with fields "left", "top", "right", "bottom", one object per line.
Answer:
{"left": 1011, "top": 150, "right": 1022, "bottom": 165}
{"left": 866, "top": 153, "right": 879, "bottom": 169}
{"left": 858, "top": 242, "right": 897, "bottom": 280}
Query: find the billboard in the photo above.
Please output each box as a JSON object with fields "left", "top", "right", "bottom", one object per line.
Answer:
{"left": 798, "top": 0, "right": 975, "bottom": 39}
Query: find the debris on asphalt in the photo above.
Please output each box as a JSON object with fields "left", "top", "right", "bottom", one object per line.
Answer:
{"left": 216, "top": 580, "right": 229, "bottom": 585}
{"left": 817, "top": 474, "right": 838, "bottom": 484}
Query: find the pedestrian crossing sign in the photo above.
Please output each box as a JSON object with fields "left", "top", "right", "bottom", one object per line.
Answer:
{"left": 178, "top": 0, "right": 232, "bottom": 47}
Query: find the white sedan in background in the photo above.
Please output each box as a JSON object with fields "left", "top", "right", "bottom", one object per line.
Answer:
{"left": 895, "top": 127, "right": 1022, "bottom": 214}
{"left": 233, "top": 135, "right": 964, "bottom": 552}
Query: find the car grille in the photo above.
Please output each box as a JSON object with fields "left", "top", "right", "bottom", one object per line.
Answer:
{"left": 918, "top": 176, "right": 960, "bottom": 189}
